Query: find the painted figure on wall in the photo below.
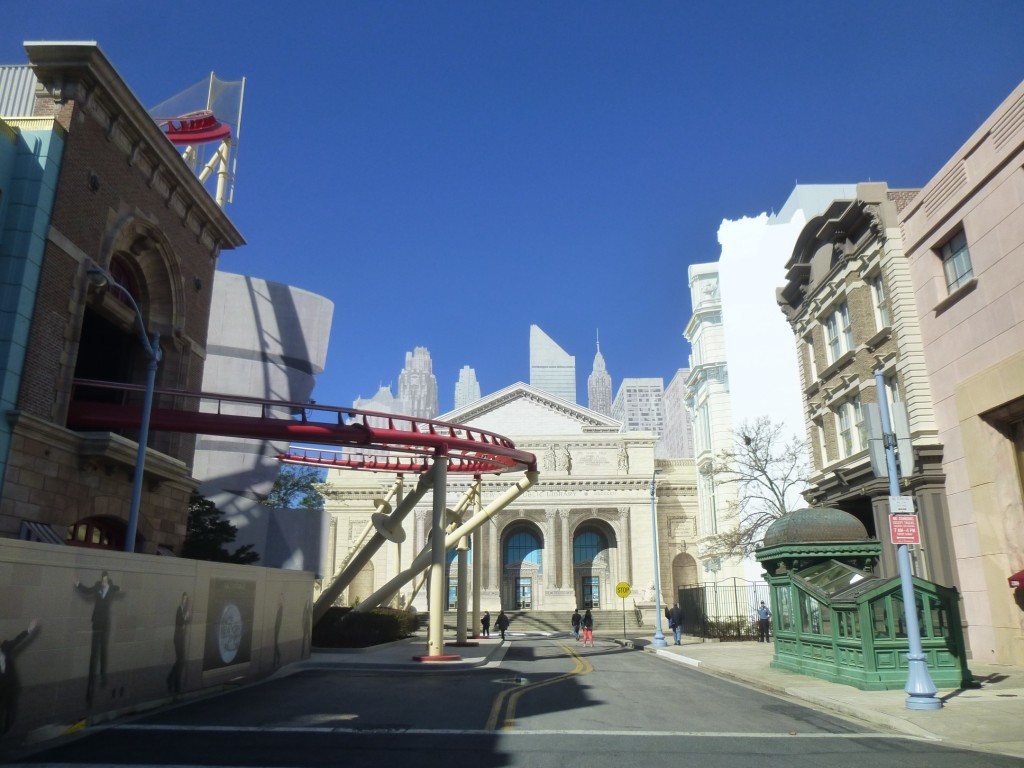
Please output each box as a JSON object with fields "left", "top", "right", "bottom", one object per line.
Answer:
{"left": 273, "top": 593, "right": 284, "bottom": 668}
{"left": 0, "top": 619, "right": 39, "bottom": 734}
{"left": 166, "top": 592, "right": 190, "bottom": 694}
{"left": 302, "top": 600, "right": 313, "bottom": 657}
{"left": 74, "top": 571, "right": 123, "bottom": 705}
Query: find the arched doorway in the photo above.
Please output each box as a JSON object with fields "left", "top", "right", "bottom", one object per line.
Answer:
{"left": 502, "top": 523, "right": 543, "bottom": 610}
{"left": 573, "top": 522, "right": 616, "bottom": 609}
{"left": 672, "top": 552, "right": 700, "bottom": 594}
{"left": 672, "top": 552, "right": 701, "bottom": 634}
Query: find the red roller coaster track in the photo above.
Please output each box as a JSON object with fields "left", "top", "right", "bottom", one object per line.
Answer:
{"left": 67, "top": 380, "right": 536, "bottom": 475}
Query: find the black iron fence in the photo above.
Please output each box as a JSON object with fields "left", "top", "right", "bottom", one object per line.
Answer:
{"left": 678, "top": 578, "right": 771, "bottom": 641}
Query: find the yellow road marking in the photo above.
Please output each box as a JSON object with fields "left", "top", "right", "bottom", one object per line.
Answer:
{"left": 486, "top": 641, "right": 593, "bottom": 731}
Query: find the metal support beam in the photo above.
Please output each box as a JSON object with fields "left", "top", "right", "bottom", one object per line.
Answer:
{"left": 427, "top": 456, "right": 449, "bottom": 657}
{"left": 354, "top": 471, "right": 538, "bottom": 613}
{"left": 313, "top": 472, "right": 432, "bottom": 624}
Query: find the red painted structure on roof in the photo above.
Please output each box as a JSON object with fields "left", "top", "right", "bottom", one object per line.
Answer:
{"left": 156, "top": 110, "right": 232, "bottom": 146}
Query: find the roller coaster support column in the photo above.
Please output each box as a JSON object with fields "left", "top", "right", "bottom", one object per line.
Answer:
{"left": 393, "top": 478, "right": 405, "bottom": 605}
{"left": 427, "top": 456, "right": 449, "bottom": 658}
{"left": 471, "top": 478, "right": 483, "bottom": 637}
{"left": 355, "top": 471, "right": 538, "bottom": 615}
{"left": 313, "top": 471, "right": 433, "bottom": 624}
{"left": 456, "top": 530, "right": 469, "bottom": 643}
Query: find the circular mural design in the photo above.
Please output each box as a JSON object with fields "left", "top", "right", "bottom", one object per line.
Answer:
{"left": 217, "top": 602, "right": 243, "bottom": 664}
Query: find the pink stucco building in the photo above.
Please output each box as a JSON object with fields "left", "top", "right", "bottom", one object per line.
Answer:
{"left": 901, "top": 78, "right": 1024, "bottom": 666}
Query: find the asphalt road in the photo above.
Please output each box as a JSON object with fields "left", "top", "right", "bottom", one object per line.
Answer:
{"left": 7, "top": 637, "right": 1021, "bottom": 768}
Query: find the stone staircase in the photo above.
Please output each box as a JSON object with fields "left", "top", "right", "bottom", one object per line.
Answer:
{"left": 444, "top": 609, "right": 641, "bottom": 636}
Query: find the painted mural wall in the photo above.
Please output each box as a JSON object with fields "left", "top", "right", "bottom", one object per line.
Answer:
{"left": 0, "top": 539, "right": 312, "bottom": 744}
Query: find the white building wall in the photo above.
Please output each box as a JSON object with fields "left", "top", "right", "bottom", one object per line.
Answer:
{"left": 684, "top": 263, "right": 743, "bottom": 583}
{"left": 529, "top": 325, "right": 576, "bottom": 403}
{"left": 454, "top": 365, "right": 482, "bottom": 410}
{"left": 193, "top": 271, "right": 333, "bottom": 573}
{"left": 717, "top": 185, "right": 857, "bottom": 508}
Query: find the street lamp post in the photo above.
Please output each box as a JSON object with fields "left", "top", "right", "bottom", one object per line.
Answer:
{"left": 87, "top": 267, "right": 162, "bottom": 553}
{"left": 874, "top": 369, "right": 941, "bottom": 710}
{"left": 650, "top": 469, "right": 667, "bottom": 648}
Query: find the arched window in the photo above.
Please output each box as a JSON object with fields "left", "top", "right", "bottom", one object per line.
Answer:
{"left": 504, "top": 530, "right": 542, "bottom": 572}
{"left": 573, "top": 528, "right": 608, "bottom": 564}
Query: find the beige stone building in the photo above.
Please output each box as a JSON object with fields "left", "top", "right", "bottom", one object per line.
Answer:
{"left": 320, "top": 383, "right": 701, "bottom": 614}
{"left": 900, "top": 79, "right": 1024, "bottom": 666}
{"left": 778, "top": 182, "right": 956, "bottom": 588}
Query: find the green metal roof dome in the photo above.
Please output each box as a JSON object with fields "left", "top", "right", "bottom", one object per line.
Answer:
{"left": 762, "top": 507, "right": 869, "bottom": 548}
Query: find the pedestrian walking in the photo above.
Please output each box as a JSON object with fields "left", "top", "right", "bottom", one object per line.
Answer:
{"left": 571, "top": 608, "right": 581, "bottom": 641}
{"left": 495, "top": 610, "right": 510, "bottom": 641}
{"left": 481, "top": 611, "right": 491, "bottom": 638}
{"left": 667, "top": 602, "right": 684, "bottom": 645}
{"left": 582, "top": 609, "right": 594, "bottom": 646}
{"left": 756, "top": 601, "right": 772, "bottom": 642}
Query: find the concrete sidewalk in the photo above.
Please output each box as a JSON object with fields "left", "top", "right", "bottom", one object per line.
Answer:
{"left": 629, "top": 635, "right": 1024, "bottom": 761}
{"left": 299, "top": 630, "right": 1024, "bottom": 761}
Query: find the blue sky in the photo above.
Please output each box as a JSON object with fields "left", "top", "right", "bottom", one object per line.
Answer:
{"left": 5, "top": 2, "right": 1024, "bottom": 414}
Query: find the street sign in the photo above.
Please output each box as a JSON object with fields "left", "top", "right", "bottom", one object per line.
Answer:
{"left": 615, "top": 582, "right": 631, "bottom": 599}
{"left": 889, "top": 496, "right": 915, "bottom": 515}
{"left": 890, "top": 513, "right": 920, "bottom": 545}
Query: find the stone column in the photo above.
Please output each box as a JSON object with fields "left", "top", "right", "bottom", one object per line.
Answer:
{"left": 488, "top": 511, "right": 500, "bottom": 591}
{"left": 545, "top": 508, "right": 558, "bottom": 588}
{"left": 560, "top": 509, "right": 573, "bottom": 594}
{"left": 617, "top": 506, "right": 632, "bottom": 585}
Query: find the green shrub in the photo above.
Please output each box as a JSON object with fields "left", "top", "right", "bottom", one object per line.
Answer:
{"left": 705, "top": 617, "right": 757, "bottom": 640}
{"left": 312, "top": 606, "right": 418, "bottom": 648}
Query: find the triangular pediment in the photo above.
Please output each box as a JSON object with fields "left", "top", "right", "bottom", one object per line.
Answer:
{"left": 441, "top": 382, "right": 621, "bottom": 436}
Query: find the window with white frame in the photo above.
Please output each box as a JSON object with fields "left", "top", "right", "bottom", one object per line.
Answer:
{"left": 823, "top": 301, "right": 854, "bottom": 363}
{"left": 700, "top": 469, "right": 719, "bottom": 535}
{"left": 871, "top": 275, "right": 891, "bottom": 330}
{"left": 940, "top": 229, "right": 973, "bottom": 292}
{"left": 804, "top": 335, "right": 818, "bottom": 380}
{"left": 884, "top": 374, "right": 901, "bottom": 415}
{"left": 815, "top": 419, "right": 828, "bottom": 466}
{"left": 695, "top": 401, "right": 713, "bottom": 454}
{"left": 835, "top": 395, "right": 866, "bottom": 458}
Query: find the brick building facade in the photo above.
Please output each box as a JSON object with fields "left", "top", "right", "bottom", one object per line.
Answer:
{"left": 0, "top": 42, "right": 243, "bottom": 553}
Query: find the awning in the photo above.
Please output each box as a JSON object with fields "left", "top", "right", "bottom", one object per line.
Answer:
{"left": 19, "top": 520, "right": 66, "bottom": 546}
{"left": 1010, "top": 570, "right": 1024, "bottom": 589}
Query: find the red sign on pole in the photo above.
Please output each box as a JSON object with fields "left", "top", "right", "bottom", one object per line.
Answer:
{"left": 890, "top": 514, "right": 920, "bottom": 545}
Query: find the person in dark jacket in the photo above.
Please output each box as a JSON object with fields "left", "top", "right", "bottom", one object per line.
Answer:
{"left": 481, "top": 611, "right": 491, "bottom": 638}
{"left": 667, "top": 603, "right": 685, "bottom": 645}
{"left": 582, "top": 609, "right": 594, "bottom": 646}
{"left": 495, "top": 610, "right": 510, "bottom": 640}
{"left": 756, "top": 601, "right": 772, "bottom": 642}
{"left": 571, "top": 609, "right": 582, "bottom": 641}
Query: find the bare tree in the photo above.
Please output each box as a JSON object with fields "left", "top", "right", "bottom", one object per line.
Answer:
{"left": 703, "top": 416, "right": 809, "bottom": 559}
